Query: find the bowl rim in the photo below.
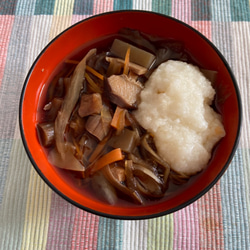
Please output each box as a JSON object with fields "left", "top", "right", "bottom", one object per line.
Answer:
{"left": 19, "top": 9, "right": 242, "bottom": 220}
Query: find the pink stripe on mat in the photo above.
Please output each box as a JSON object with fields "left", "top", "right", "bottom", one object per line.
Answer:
{"left": 172, "top": 0, "right": 192, "bottom": 23}
{"left": 0, "top": 15, "right": 15, "bottom": 87}
{"left": 198, "top": 182, "right": 224, "bottom": 250}
{"left": 46, "top": 192, "right": 77, "bottom": 249}
{"left": 190, "top": 21, "right": 212, "bottom": 40}
{"left": 93, "top": 0, "right": 114, "bottom": 15}
{"left": 174, "top": 202, "right": 200, "bottom": 250}
{"left": 71, "top": 209, "right": 100, "bottom": 250}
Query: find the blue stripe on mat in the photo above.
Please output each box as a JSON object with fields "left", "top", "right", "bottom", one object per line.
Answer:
{"left": 211, "top": 21, "right": 234, "bottom": 67}
{"left": 97, "top": 218, "right": 124, "bottom": 250}
{"left": 0, "top": 0, "right": 18, "bottom": 15}
{"left": 230, "top": 0, "right": 250, "bottom": 21}
{"left": 73, "top": 0, "right": 94, "bottom": 15}
{"left": 211, "top": 0, "right": 232, "bottom": 22}
{"left": 113, "top": 0, "right": 133, "bottom": 10}
{"left": 34, "top": 0, "right": 56, "bottom": 15}
{"left": 152, "top": 0, "right": 172, "bottom": 15}
{"left": 191, "top": 0, "right": 212, "bottom": 21}
{"left": 220, "top": 149, "right": 250, "bottom": 250}
{"left": 15, "top": 0, "right": 36, "bottom": 15}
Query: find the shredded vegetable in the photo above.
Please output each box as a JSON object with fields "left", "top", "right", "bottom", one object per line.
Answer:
{"left": 86, "top": 65, "right": 104, "bottom": 80}
{"left": 85, "top": 72, "right": 102, "bottom": 93}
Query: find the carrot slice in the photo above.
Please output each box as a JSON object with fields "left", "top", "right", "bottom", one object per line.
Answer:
{"left": 86, "top": 65, "right": 104, "bottom": 80}
{"left": 89, "top": 148, "right": 124, "bottom": 174}
{"left": 110, "top": 106, "right": 126, "bottom": 134}
{"left": 123, "top": 46, "right": 131, "bottom": 75}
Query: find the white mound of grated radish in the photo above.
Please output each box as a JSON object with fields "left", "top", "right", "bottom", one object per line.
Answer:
{"left": 134, "top": 60, "right": 226, "bottom": 176}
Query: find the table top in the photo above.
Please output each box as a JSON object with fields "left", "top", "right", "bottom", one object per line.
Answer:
{"left": 0, "top": 0, "right": 249, "bottom": 249}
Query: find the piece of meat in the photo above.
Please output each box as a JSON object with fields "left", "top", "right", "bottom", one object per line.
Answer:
{"left": 78, "top": 93, "right": 102, "bottom": 117}
{"left": 106, "top": 74, "right": 143, "bottom": 109}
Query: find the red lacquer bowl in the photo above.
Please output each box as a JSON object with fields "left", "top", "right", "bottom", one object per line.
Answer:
{"left": 19, "top": 10, "right": 242, "bottom": 219}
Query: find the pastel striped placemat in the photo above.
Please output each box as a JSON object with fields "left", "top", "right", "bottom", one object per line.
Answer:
{"left": 0, "top": 0, "right": 249, "bottom": 249}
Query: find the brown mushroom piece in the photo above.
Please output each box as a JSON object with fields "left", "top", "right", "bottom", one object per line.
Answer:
{"left": 106, "top": 74, "right": 143, "bottom": 109}
{"left": 125, "top": 158, "right": 164, "bottom": 198}
{"left": 124, "top": 160, "right": 137, "bottom": 191}
{"left": 169, "top": 170, "right": 190, "bottom": 185}
{"left": 103, "top": 164, "right": 144, "bottom": 205}
{"left": 141, "top": 134, "right": 171, "bottom": 184}
{"left": 133, "top": 163, "right": 164, "bottom": 198}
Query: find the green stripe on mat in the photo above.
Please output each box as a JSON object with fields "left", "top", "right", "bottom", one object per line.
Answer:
{"left": 0, "top": 139, "right": 13, "bottom": 204}
{"left": 147, "top": 215, "right": 174, "bottom": 250}
{"left": 53, "top": 0, "right": 74, "bottom": 16}
{"left": 20, "top": 168, "right": 52, "bottom": 250}
{"left": 0, "top": 140, "right": 31, "bottom": 250}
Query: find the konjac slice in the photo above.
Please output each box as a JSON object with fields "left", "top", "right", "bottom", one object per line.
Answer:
{"left": 110, "top": 39, "right": 155, "bottom": 68}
